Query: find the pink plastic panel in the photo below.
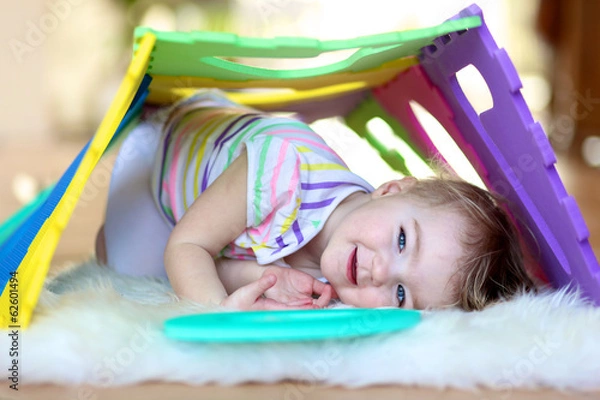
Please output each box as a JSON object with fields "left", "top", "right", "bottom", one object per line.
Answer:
{"left": 379, "top": 4, "right": 600, "bottom": 303}
{"left": 373, "top": 64, "right": 488, "bottom": 183}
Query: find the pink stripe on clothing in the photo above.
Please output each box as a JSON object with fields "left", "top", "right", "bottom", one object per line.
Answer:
{"left": 264, "top": 130, "right": 344, "bottom": 163}
{"left": 249, "top": 140, "right": 297, "bottom": 240}
{"left": 289, "top": 157, "right": 301, "bottom": 206}
{"left": 271, "top": 140, "right": 291, "bottom": 211}
{"left": 177, "top": 109, "right": 227, "bottom": 137}
{"left": 165, "top": 109, "right": 232, "bottom": 219}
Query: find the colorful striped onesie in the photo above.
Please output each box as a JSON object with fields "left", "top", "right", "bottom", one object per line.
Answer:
{"left": 151, "top": 91, "right": 374, "bottom": 266}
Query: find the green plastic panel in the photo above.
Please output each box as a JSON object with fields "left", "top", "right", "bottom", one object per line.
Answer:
{"left": 345, "top": 95, "right": 429, "bottom": 176}
{"left": 134, "top": 16, "right": 480, "bottom": 80}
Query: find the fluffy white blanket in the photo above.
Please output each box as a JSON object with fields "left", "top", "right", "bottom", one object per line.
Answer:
{"left": 6, "top": 260, "right": 600, "bottom": 391}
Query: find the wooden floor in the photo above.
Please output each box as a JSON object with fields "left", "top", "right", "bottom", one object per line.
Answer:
{"left": 0, "top": 383, "right": 597, "bottom": 400}
{"left": 0, "top": 139, "right": 598, "bottom": 399}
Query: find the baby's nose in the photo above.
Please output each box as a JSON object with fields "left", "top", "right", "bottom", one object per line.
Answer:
{"left": 371, "top": 255, "right": 389, "bottom": 286}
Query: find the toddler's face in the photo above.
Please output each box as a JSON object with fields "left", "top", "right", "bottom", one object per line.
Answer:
{"left": 320, "top": 181, "right": 466, "bottom": 310}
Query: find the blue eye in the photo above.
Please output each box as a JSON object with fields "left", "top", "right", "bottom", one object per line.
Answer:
{"left": 397, "top": 285, "right": 406, "bottom": 306}
{"left": 398, "top": 228, "right": 406, "bottom": 253}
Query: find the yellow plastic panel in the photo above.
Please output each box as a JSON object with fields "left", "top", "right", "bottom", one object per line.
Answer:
{"left": 0, "top": 34, "right": 156, "bottom": 329}
{"left": 146, "top": 56, "right": 418, "bottom": 106}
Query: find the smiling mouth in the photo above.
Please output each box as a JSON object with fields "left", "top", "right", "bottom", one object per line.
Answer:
{"left": 346, "top": 247, "right": 358, "bottom": 285}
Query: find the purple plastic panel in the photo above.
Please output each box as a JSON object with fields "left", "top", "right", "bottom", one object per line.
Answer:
{"left": 380, "top": 4, "right": 600, "bottom": 303}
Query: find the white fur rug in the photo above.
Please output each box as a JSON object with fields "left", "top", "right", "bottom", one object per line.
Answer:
{"left": 6, "top": 260, "right": 600, "bottom": 391}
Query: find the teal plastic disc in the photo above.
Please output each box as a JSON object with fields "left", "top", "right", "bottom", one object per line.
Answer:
{"left": 164, "top": 308, "right": 421, "bottom": 343}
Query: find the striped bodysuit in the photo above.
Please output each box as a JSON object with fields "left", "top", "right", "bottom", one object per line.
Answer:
{"left": 151, "top": 91, "right": 374, "bottom": 266}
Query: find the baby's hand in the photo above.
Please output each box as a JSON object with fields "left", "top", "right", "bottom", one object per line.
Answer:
{"left": 220, "top": 274, "right": 296, "bottom": 310}
{"left": 261, "top": 266, "right": 337, "bottom": 308}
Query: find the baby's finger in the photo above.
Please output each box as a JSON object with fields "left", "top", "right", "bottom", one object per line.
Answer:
{"left": 313, "top": 285, "right": 333, "bottom": 308}
{"left": 255, "top": 298, "right": 295, "bottom": 310}
{"left": 234, "top": 274, "right": 277, "bottom": 305}
{"left": 311, "top": 278, "right": 329, "bottom": 295}
{"left": 286, "top": 298, "right": 314, "bottom": 307}
{"left": 328, "top": 284, "right": 339, "bottom": 299}
{"left": 311, "top": 280, "right": 339, "bottom": 300}
{"left": 255, "top": 298, "right": 314, "bottom": 310}
{"left": 253, "top": 274, "right": 278, "bottom": 297}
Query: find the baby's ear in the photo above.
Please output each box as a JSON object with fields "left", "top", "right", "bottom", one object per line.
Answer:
{"left": 372, "top": 177, "right": 417, "bottom": 198}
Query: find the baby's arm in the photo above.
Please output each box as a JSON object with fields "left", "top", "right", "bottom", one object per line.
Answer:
{"left": 164, "top": 151, "right": 252, "bottom": 306}
{"left": 214, "top": 258, "right": 264, "bottom": 294}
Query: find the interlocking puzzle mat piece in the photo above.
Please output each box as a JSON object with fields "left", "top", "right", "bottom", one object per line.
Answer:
{"left": 143, "top": 16, "right": 480, "bottom": 108}
{"left": 165, "top": 309, "right": 421, "bottom": 343}
{"left": 225, "top": 81, "right": 368, "bottom": 109}
{"left": 0, "top": 77, "right": 150, "bottom": 252}
{"left": 0, "top": 35, "right": 156, "bottom": 328}
{"left": 272, "top": 89, "right": 368, "bottom": 124}
{"left": 147, "top": 57, "right": 418, "bottom": 105}
{"left": 374, "top": 64, "right": 487, "bottom": 175}
{"left": 381, "top": 4, "right": 599, "bottom": 303}
{"left": 345, "top": 95, "right": 417, "bottom": 176}
{"left": 135, "top": 16, "right": 481, "bottom": 80}
{"left": 0, "top": 187, "right": 52, "bottom": 247}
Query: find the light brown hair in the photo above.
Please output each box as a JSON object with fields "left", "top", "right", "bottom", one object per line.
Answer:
{"left": 403, "top": 176, "right": 538, "bottom": 311}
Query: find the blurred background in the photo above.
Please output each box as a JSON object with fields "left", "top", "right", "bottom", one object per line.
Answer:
{"left": 0, "top": 0, "right": 598, "bottom": 266}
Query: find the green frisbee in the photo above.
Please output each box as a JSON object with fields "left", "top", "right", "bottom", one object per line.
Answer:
{"left": 164, "top": 308, "right": 421, "bottom": 343}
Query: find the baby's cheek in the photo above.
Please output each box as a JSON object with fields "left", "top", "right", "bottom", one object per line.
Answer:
{"left": 333, "top": 287, "right": 356, "bottom": 306}
{"left": 338, "top": 288, "right": 390, "bottom": 308}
